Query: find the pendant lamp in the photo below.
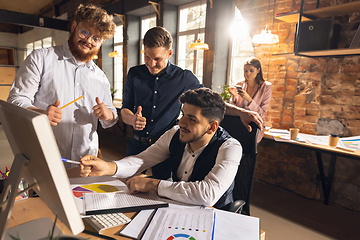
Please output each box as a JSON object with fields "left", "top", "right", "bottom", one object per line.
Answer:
{"left": 252, "top": 26, "right": 279, "bottom": 44}
{"left": 189, "top": 1, "right": 209, "bottom": 50}
{"left": 252, "top": 0, "right": 279, "bottom": 44}
{"left": 109, "top": 50, "right": 120, "bottom": 57}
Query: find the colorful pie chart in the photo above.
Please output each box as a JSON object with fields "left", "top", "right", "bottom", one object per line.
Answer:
{"left": 166, "top": 233, "right": 196, "bottom": 240}
{"left": 72, "top": 184, "right": 119, "bottom": 199}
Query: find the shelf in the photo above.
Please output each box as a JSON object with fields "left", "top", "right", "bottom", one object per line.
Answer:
{"left": 297, "top": 48, "right": 360, "bottom": 57}
{"left": 275, "top": 1, "right": 360, "bottom": 23}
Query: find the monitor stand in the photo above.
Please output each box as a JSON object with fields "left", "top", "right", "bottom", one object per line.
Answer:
{"left": 0, "top": 154, "right": 63, "bottom": 240}
{"left": 5, "top": 218, "right": 62, "bottom": 240}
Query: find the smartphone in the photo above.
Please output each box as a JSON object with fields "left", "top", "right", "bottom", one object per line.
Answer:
{"left": 236, "top": 85, "right": 243, "bottom": 90}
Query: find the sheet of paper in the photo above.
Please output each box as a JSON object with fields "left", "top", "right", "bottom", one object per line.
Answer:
{"left": 69, "top": 176, "right": 128, "bottom": 216}
{"left": 84, "top": 191, "right": 168, "bottom": 213}
{"left": 141, "top": 208, "right": 215, "bottom": 240}
{"left": 214, "top": 209, "right": 259, "bottom": 240}
{"left": 340, "top": 136, "right": 360, "bottom": 150}
{"left": 119, "top": 209, "right": 155, "bottom": 239}
{"left": 120, "top": 203, "right": 204, "bottom": 239}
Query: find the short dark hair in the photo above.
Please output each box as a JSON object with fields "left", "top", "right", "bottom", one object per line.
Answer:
{"left": 143, "top": 26, "right": 173, "bottom": 50}
{"left": 244, "top": 58, "right": 265, "bottom": 85}
{"left": 179, "top": 88, "right": 225, "bottom": 122}
{"left": 74, "top": 4, "right": 116, "bottom": 39}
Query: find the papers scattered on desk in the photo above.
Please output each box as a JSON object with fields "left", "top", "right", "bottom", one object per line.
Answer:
{"left": 141, "top": 208, "right": 215, "bottom": 240}
{"left": 340, "top": 136, "right": 360, "bottom": 151}
{"left": 84, "top": 191, "right": 168, "bottom": 215}
{"left": 120, "top": 204, "right": 260, "bottom": 240}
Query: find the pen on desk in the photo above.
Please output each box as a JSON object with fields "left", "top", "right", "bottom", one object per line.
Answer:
{"left": 61, "top": 157, "right": 82, "bottom": 165}
{"left": 211, "top": 212, "right": 216, "bottom": 240}
{"left": 60, "top": 94, "right": 85, "bottom": 109}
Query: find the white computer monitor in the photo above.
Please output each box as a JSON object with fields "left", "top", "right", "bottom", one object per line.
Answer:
{"left": 0, "top": 100, "right": 84, "bottom": 239}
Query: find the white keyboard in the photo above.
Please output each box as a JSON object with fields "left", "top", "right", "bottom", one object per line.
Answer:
{"left": 85, "top": 212, "right": 132, "bottom": 234}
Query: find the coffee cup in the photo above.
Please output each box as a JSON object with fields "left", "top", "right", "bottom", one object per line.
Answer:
{"left": 289, "top": 128, "right": 299, "bottom": 140}
{"left": 329, "top": 134, "right": 339, "bottom": 147}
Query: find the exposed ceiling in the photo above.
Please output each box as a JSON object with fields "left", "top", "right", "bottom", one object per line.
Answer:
{"left": 0, "top": 0, "right": 54, "bottom": 15}
{"left": 0, "top": 0, "right": 198, "bottom": 33}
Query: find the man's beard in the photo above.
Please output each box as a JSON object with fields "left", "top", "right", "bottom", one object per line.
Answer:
{"left": 68, "top": 31, "right": 99, "bottom": 63}
{"left": 179, "top": 127, "right": 208, "bottom": 144}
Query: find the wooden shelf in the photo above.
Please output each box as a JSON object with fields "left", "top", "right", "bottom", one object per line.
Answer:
{"left": 276, "top": 1, "right": 360, "bottom": 23}
{"left": 297, "top": 48, "right": 360, "bottom": 57}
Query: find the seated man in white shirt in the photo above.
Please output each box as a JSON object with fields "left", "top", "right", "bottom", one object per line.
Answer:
{"left": 79, "top": 88, "right": 242, "bottom": 208}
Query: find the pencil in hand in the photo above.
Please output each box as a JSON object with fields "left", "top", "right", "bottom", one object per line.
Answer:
{"left": 60, "top": 93, "right": 86, "bottom": 109}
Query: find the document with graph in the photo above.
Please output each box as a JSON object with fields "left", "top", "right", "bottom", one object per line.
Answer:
{"left": 141, "top": 208, "right": 215, "bottom": 240}
{"left": 83, "top": 191, "right": 169, "bottom": 215}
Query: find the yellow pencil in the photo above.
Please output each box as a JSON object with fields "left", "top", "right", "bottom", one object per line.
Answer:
{"left": 60, "top": 95, "right": 85, "bottom": 109}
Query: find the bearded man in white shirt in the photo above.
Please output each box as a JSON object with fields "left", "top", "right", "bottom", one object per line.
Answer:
{"left": 79, "top": 88, "right": 242, "bottom": 208}
{"left": 7, "top": 4, "right": 118, "bottom": 166}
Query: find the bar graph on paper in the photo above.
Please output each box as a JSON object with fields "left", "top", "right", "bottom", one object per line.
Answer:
{"left": 141, "top": 208, "right": 215, "bottom": 240}
{"left": 340, "top": 137, "right": 360, "bottom": 151}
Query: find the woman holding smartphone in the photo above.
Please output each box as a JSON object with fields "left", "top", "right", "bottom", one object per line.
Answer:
{"left": 229, "top": 58, "right": 272, "bottom": 142}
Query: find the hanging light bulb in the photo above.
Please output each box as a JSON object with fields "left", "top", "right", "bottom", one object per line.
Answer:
{"left": 109, "top": 50, "right": 120, "bottom": 57}
{"left": 252, "top": 26, "right": 279, "bottom": 44}
{"left": 91, "top": 55, "right": 98, "bottom": 60}
{"left": 189, "top": 1, "right": 209, "bottom": 51}
{"left": 189, "top": 39, "right": 209, "bottom": 50}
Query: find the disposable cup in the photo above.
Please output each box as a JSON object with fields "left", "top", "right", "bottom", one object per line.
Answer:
{"left": 329, "top": 134, "right": 339, "bottom": 147}
{"left": 289, "top": 128, "right": 299, "bottom": 140}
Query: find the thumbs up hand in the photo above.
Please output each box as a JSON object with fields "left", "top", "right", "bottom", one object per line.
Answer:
{"left": 132, "top": 106, "right": 146, "bottom": 131}
{"left": 46, "top": 100, "right": 63, "bottom": 126}
{"left": 93, "top": 97, "right": 115, "bottom": 122}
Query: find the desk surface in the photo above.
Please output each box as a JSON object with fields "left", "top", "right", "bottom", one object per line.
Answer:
{"left": 264, "top": 132, "right": 360, "bottom": 159}
{"left": 8, "top": 197, "right": 136, "bottom": 240}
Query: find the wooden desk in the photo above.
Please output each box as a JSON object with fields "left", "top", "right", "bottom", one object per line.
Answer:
{"left": 8, "top": 197, "right": 136, "bottom": 240}
{"left": 264, "top": 132, "right": 360, "bottom": 205}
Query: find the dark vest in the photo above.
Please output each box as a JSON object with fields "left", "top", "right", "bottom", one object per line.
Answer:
{"left": 169, "top": 126, "right": 235, "bottom": 208}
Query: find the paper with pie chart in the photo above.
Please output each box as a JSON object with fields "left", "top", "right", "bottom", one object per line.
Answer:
{"left": 70, "top": 176, "right": 128, "bottom": 216}
{"left": 141, "top": 208, "right": 215, "bottom": 240}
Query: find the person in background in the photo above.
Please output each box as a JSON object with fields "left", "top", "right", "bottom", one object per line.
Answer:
{"left": 7, "top": 4, "right": 118, "bottom": 167}
{"left": 79, "top": 88, "right": 242, "bottom": 208}
{"left": 229, "top": 58, "right": 272, "bottom": 142}
{"left": 120, "top": 26, "right": 203, "bottom": 179}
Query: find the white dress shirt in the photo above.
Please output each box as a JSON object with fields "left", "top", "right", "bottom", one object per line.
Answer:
{"left": 8, "top": 42, "right": 118, "bottom": 164}
{"left": 114, "top": 125, "right": 242, "bottom": 206}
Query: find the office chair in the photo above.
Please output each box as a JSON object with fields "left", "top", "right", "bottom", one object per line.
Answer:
{"left": 219, "top": 115, "right": 259, "bottom": 215}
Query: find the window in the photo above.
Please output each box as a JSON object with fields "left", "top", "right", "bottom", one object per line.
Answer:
{"left": 140, "top": 15, "right": 157, "bottom": 64}
{"left": 228, "top": 7, "right": 255, "bottom": 86}
{"left": 113, "top": 25, "right": 124, "bottom": 100}
{"left": 25, "top": 37, "right": 54, "bottom": 58}
{"left": 177, "top": 1, "right": 206, "bottom": 83}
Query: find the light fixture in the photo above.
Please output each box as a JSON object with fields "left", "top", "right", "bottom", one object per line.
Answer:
{"left": 252, "top": 26, "right": 279, "bottom": 44}
{"left": 189, "top": 39, "right": 209, "bottom": 50}
{"left": 91, "top": 55, "right": 98, "bottom": 60}
{"left": 252, "top": 0, "right": 279, "bottom": 44}
{"left": 109, "top": 50, "right": 120, "bottom": 57}
{"left": 189, "top": 0, "right": 209, "bottom": 50}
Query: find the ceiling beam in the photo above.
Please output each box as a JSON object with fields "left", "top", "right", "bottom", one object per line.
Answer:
{"left": 0, "top": 9, "right": 69, "bottom": 31}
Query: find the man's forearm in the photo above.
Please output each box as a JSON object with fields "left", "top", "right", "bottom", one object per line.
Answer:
{"left": 120, "top": 108, "right": 135, "bottom": 125}
{"left": 225, "top": 102, "right": 246, "bottom": 115}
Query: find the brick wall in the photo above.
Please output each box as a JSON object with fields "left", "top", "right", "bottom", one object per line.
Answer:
{"left": 236, "top": 0, "right": 360, "bottom": 211}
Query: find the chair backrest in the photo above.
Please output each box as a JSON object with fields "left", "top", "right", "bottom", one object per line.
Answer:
{"left": 220, "top": 115, "right": 259, "bottom": 215}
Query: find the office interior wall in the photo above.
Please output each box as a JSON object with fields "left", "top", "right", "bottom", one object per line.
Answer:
{"left": 235, "top": 0, "right": 360, "bottom": 211}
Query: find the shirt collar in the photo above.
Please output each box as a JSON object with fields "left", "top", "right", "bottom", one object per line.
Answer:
{"left": 185, "top": 142, "right": 209, "bottom": 155}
